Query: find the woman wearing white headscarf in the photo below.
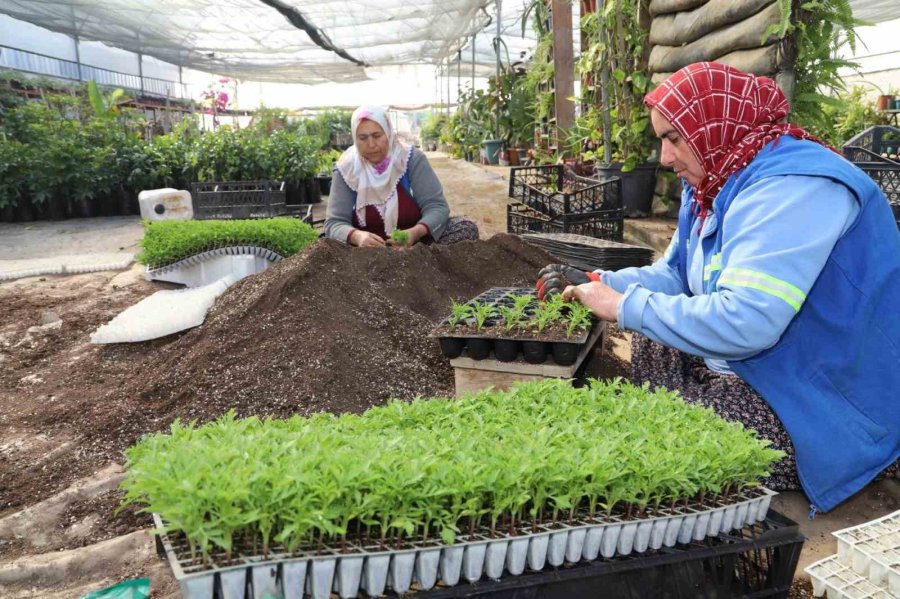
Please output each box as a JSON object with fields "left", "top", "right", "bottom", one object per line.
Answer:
{"left": 325, "top": 106, "right": 479, "bottom": 247}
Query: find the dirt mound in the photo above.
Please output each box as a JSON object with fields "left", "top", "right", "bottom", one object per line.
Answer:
{"left": 56, "top": 235, "right": 553, "bottom": 447}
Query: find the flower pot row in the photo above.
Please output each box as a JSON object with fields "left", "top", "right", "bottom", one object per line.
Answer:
{"left": 157, "top": 489, "right": 776, "bottom": 599}
{"left": 438, "top": 336, "right": 584, "bottom": 366}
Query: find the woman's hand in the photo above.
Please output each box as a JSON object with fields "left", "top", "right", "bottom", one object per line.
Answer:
{"left": 386, "top": 224, "right": 429, "bottom": 247}
{"left": 349, "top": 230, "right": 386, "bottom": 248}
{"left": 562, "top": 282, "right": 623, "bottom": 322}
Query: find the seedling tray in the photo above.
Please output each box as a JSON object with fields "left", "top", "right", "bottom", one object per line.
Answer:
{"left": 154, "top": 488, "right": 779, "bottom": 599}
{"left": 520, "top": 233, "right": 654, "bottom": 272}
{"left": 804, "top": 509, "right": 900, "bottom": 598}
{"left": 430, "top": 287, "right": 596, "bottom": 366}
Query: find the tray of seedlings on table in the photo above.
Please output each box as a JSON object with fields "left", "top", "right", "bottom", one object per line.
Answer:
{"left": 124, "top": 379, "right": 785, "bottom": 599}
{"left": 430, "top": 287, "right": 597, "bottom": 366}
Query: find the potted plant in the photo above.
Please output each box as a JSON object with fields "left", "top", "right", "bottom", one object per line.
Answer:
{"left": 496, "top": 67, "right": 537, "bottom": 167}
{"left": 315, "top": 148, "right": 341, "bottom": 196}
{"left": 573, "top": 0, "right": 658, "bottom": 217}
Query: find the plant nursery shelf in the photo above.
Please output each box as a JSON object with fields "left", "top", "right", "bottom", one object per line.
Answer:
{"left": 154, "top": 488, "right": 783, "bottom": 599}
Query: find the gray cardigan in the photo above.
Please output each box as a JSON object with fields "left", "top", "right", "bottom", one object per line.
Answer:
{"left": 324, "top": 148, "right": 450, "bottom": 243}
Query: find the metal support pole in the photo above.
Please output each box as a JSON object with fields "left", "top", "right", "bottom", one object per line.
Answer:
{"left": 446, "top": 59, "right": 451, "bottom": 117}
{"left": 599, "top": 2, "right": 612, "bottom": 164}
{"left": 178, "top": 65, "right": 184, "bottom": 99}
{"left": 73, "top": 34, "right": 83, "bottom": 82}
{"left": 457, "top": 50, "right": 461, "bottom": 102}
{"left": 471, "top": 34, "right": 476, "bottom": 88}
{"left": 138, "top": 52, "right": 144, "bottom": 94}
{"left": 494, "top": 0, "right": 502, "bottom": 139}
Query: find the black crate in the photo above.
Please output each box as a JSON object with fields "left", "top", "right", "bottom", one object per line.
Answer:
{"left": 844, "top": 149, "right": 900, "bottom": 229}
{"left": 507, "top": 202, "right": 624, "bottom": 242}
{"left": 509, "top": 165, "right": 622, "bottom": 218}
{"left": 417, "top": 510, "right": 804, "bottom": 599}
{"left": 843, "top": 125, "right": 900, "bottom": 160}
{"left": 191, "top": 180, "right": 287, "bottom": 220}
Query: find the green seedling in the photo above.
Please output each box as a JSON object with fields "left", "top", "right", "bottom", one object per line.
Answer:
{"left": 121, "top": 380, "right": 784, "bottom": 558}
{"left": 531, "top": 293, "right": 564, "bottom": 333}
{"left": 447, "top": 300, "right": 474, "bottom": 329}
{"left": 497, "top": 293, "right": 532, "bottom": 332}
{"left": 137, "top": 218, "right": 317, "bottom": 268}
{"left": 565, "top": 302, "right": 593, "bottom": 337}
{"left": 471, "top": 301, "right": 497, "bottom": 331}
{"left": 390, "top": 230, "right": 410, "bottom": 246}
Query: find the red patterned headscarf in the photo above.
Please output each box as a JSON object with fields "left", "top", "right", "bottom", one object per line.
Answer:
{"left": 644, "top": 62, "right": 833, "bottom": 221}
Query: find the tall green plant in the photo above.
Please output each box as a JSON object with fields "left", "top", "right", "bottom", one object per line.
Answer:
{"left": 765, "top": 0, "right": 866, "bottom": 140}
{"left": 575, "top": 2, "right": 654, "bottom": 171}
{"left": 86, "top": 80, "right": 128, "bottom": 120}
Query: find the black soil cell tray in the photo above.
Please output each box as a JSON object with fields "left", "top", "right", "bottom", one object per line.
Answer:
{"left": 418, "top": 510, "right": 804, "bottom": 599}
{"left": 431, "top": 287, "right": 595, "bottom": 366}
{"left": 520, "top": 233, "right": 654, "bottom": 272}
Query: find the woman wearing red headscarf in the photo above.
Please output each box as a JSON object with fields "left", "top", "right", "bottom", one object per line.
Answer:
{"left": 543, "top": 63, "right": 899, "bottom": 512}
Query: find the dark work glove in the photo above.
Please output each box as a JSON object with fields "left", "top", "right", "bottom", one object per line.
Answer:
{"left": 536, "top": 264, "right": 600, "bottom": 300}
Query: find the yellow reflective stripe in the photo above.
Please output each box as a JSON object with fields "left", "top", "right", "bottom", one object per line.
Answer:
{"left": 703, "top": 263, "right": 722, "bottom": 281}
{"left": 718, "top": 267, "right": 806, "bottom": 312}
{"left": 703, "top": 253, "right": 723, "bottom": 281}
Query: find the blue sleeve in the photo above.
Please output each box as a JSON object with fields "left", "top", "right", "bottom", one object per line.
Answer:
{"left": 618, "top": 175, "right": 859, "bottom": 360}
{"left": 599, "top": 234, "right": 686, "bottom": 295}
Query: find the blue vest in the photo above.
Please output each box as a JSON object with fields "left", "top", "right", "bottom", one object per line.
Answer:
{"left": 675, "top": 137, "right": 900, "bottom": 511}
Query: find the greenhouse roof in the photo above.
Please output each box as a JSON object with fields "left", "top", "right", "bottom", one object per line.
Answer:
{"left": 0, "top": 0, "right": 896, "bottom": 84}
{"left": 0, "top": 0, "right": 502, "bottom": 83}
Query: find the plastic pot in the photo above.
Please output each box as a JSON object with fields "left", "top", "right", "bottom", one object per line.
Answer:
{"left": 282, "top": 560, "right": 309, "bottom": 599}
{"left": 493, "top": 339, "right": 520, "bottom": 362}
{"left": 315, "top": 175, "right": 332, "bottom": 196}
{"left": 594, "top": 162, "right": 658, "bottom": 218}
{"left": 462, "top": 543, "right": 486, "bottom": 583}
{"left": 415, "top": 548, "right": 441, "bottom": 591}
{"left": 521, "top": 340, "right": 548, "bottom": 364}
{"left": 551, "top": 342, "right": 579, "bottom": 366}
{"left": 362, "top": 554, "right": 390, "bottom": 597}
{"left": 308, "top": 559, "right": 337, "bottom": 599}
{"left": 466, "top": 338, "right": 492, "bottom": 360}
{"left": 388, "top": 552, "right": 415, "bottom": 593}
{"left": 439, "top": 546, "right": 464, "bottom": 586}
{"left": 483, "top": 139, "right": 503, "bottom": 165}
{"left": 438, "top": 337, "right": 465, "bottom": 359}
{"left": 527, "top": 534, "right": 549, "bottom": 571}
{"left": 547, "top": 530, "right": 568, "bottom": 566}
{"left": 506, "top": 537, "right": 529, "bottom": 575}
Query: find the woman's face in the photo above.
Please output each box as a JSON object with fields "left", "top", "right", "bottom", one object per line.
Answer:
{"left": 355, "top": 119, "right": 390, "bottom": 164}
{"left": 650, "top": 108, "right": 706, "bottom": 187}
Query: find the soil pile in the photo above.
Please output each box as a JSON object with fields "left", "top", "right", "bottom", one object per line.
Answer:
{"left": 69, "top": 235, "right": 554, "bottom": 448}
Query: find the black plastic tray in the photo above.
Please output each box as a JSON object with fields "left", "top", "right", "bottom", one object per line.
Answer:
{"left": 431, "top": 287, "right": 596, "bottom": 366}
{"left": 415, "top": 510, "right": 804, "bottom": 599}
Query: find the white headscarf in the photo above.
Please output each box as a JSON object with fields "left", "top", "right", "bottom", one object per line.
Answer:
{"left": 336, "top": 106, "right": 412, "bottom": 235}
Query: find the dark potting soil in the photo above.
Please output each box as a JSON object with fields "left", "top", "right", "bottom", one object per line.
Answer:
{"left": 48, "top": 235, "right": 555, "bottom": 456}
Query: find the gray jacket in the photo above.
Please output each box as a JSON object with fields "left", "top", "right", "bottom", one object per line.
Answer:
{"left": 324, "top": 148, "right": 450, "bottom": 243}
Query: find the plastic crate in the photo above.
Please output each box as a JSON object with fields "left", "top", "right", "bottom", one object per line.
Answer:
{"left": 843, "top": 126, "right": 900, "bottom": 161}
{"left": 191, "top": 181, "right": 287, "bottom": 220}
{"left": 507, "top": 201, "right": 625, "bottom": 242}
{"left": 508, "top": 165, "right": 622, "bottom": 218}
{"left": 851, "top": 157, "right": 900, "bottom": 229}
{"left": 421, "top": 510, "right": 804, "bottom": 599}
